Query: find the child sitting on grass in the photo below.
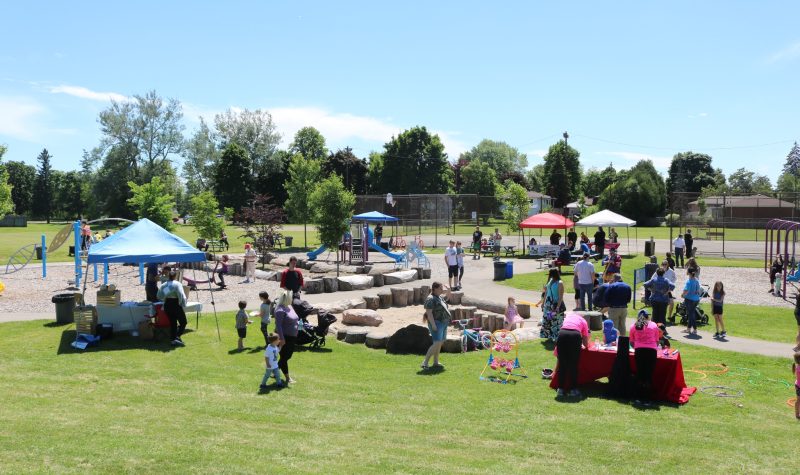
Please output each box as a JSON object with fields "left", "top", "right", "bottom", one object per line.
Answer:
{"left": 260, "top": 334, "right": 283, "bottom": 389}
{"left": 504, "top": 296, "right": 525, "bottom": 330}
{"left": 236, "top": 300, "right": 251, "bottom": 351}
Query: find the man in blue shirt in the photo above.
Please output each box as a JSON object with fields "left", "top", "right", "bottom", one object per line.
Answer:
{"left": 605, "top": 274, "right": 631, "bottom": 336}
{"left": 644, "top": 268, "right": 674, "bottom": 328}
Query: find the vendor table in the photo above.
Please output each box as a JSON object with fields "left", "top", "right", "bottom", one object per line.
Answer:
{"left": 97, "top": 301, "right": 203, "bottom": 332}
{"left": 549, "top": 346, "right": 696, "bottom": 404}
{"left": 528, "top": 244, "right": 560, "bottom": 256}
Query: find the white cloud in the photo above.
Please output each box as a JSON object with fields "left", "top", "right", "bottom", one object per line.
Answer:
{"left": 0, "top": 96, "right": 47, "bottom": 141}
{"left": 597, "top": 151, "right": 672, "bottom": 170}
{"left": 766, "top": 41, "right": 800, "bottom": 64}
{"left": 48, "top": 85, "right": 128, "bottom": 102}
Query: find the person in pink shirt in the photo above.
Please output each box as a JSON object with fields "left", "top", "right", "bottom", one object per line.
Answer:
{"left": 629, "top": 309, "right": 661, "bottom": 406}
{"left": 555, "top": 311, "right": 591, "bottom": 398}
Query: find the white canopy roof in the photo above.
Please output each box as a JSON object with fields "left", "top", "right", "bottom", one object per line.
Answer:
{"left": 576, "top": 209, "right": 636, "bottom": 227}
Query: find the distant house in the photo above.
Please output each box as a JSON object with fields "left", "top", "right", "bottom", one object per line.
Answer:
{"left": 527, "top": 191, "right": 554, "bottom": 216}
{"left": 566, "top": 196, "right": 597, "bottom": 218}
{"left": 688, "top": 194, "right": 797, "bottom": 220}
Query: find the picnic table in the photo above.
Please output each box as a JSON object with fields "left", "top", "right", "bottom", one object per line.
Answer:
{"left": 204, "top": 240, "right": 227, "bottom": 253}
{"left": 503, "top": 246, "right": 516, "bottom": 257}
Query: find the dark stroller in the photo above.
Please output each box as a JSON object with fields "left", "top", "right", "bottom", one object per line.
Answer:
{"left": 292, "top": 298, "right": 337, "bottom": 348}
{"left": 669, "top": 284, "right": 710, "bottom": 326}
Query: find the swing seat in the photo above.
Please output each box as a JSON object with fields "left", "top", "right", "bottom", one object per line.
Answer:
{"left": 788, "top": 270, "right": 800, "bottom": 283}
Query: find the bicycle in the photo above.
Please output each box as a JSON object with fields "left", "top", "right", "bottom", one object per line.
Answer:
{"left": 453, "top": 319, "right": 493, "bottom": 353}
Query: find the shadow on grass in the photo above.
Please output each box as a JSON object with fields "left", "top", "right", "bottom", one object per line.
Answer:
{"left": 539, "top": 339, "right": 556, "bottom": 351}
{"left": 56, "top": 329, "right": 178, "bottom": 355}
{"left": 43, "top": 321, "right": 71, "bottom": 328}
{"left": 416, "top": 366, "right": 446, "bottom": 376}
{"left": 295, "top": 345, "right": 333, "bottom": 353}
{"left": 257, "top": 383, "right": 287, "bottom": 395}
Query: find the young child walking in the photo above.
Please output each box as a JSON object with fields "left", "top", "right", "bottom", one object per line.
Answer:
{"left": 456, "top": 241, "right": 465, "bottom": 290}
{"left": 258, "top": 291, "right": 271, "bottom": 347}
{"left": 235, "top": 300, "right": 251, "bottom": 351}
{"left": 711, "top": 281, "right": 726, "bottom": 339}
{"left": 793, "top": 352, "right": 800, "bottom": 420}
{"left": 260, "top": 334, "right": 283, "bottom": 389}
{"left": 504, "top": 296, "right": 525, "bottom": 330}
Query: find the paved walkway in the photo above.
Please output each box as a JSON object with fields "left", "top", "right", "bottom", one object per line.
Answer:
{"left": 4, "top": 253, "right": 795, "bottom": 359}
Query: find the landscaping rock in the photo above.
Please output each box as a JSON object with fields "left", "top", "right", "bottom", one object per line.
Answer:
{"left": 386, "top": 324, "right": 432, "bottom": 355}
{"left": 344, "top": 329, "right": 369, "bottom": 344}
{"left": 365, "top": 331, "right": 389, "bottom": 349}
{"left": 442, "top": 335, "right": 463, "bottom": 353}
{"left": 461, "top": 296, "right": 506, "bottom": 315}
{"left": 412, "top": 287, "right": 421, "bottom": 305}
{"left": 342, "top": 309, "right": 383, "bottom": 327}
{"left": 323, "top": 277, "right": 338, "bottom": 293}
{"left": 337, "top": 275, "right": 374, "bottom": 291}
{"left": 303, "top": 278, "right": 324, "bottom": 294}
{"left": 512, "top": 327, "right": 539, "bottom": 342}
{"left": 422, "top": 268, "right": 432, "bottom": 279}
{"left": 363, "top": 295, "right": 380, "bottom": 310}
{"left": 517, "top": 304, "right": 531, "bottom": 319}
{"left": 391, "top": 287, "right": 409, "bottom": 307}
{"left": 271, "top": 257, "right": 289, "bottom": 267}
{"left": 419, "top": 285, "right": 430, "bottom": 300}
{"left": 336, "top": 328, "right": 348, "bottom": 341}
{"left": 383, "top": 270, "right": 418, "bottom": 284}
{"left": 372, "top": 273, "right": 385, "bottom": 287}
{"left": 412, "top": 267, "right": 423, "bottom": 280}
{"left": 317, "top": 298, "right": 366, "bottom": 314}
{"left": 254, "top": 269, "right": 278, "bottom": 281}
{"left": 448, "top": 290, "right": 464, "bottom": 305}
{"left": 310, "top": 262, "right": 337, "bottom": 273}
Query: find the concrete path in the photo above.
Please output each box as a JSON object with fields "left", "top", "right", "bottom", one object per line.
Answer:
{"left": 5, "top": 252, "right": 795, "bottom": 359}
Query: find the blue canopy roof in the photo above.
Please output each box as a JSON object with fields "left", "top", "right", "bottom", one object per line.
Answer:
{"left": 87, "top": 218, "right": 206, "bottom": 264}
{"left": 352, "top": 211, "right": 399, "bottom": 222}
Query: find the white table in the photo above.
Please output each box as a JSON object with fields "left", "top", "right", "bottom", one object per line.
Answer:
{"left": 528, "top": 244, "right": 560, "bottom": 256}
{"left": 97, "top": 301, "right": 203, "bottom": 332}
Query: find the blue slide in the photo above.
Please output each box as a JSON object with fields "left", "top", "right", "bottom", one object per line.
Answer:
{"left": 366, "top": 228, "right": 404, "bottom": 262}
{"left": 306, "top": 245, "right": 327, "bottom": 261}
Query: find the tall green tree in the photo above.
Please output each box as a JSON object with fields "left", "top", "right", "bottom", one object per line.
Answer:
{"left": 284, "top": 154, "right": 322, "bottom": 248}
{"left": 214, "top": 143, "right": 252, "bottom": 213}
{"left": 182, "top": 118, "right": 219, "bottom": 195}
{"left": 598, "top": 160, "right": 666, "bottom": 224}
{"left": 55, "top": 171, "right": 86, "bottom": 220}
{"left": 366, "top": 152, "right": 384, "bottom": 193}
{"left": 290, "top": 127, "right": 328, "bottom": 161}
{"left": 525, "top": 164, "right": 545, "bottom": 192}
{"left": 583, "top": 164, "right": 617, "bottom": 198}
{"left": 728, "top": 167, "right": 772, "bottom": 194}
{"left": 666, "top": 151, "right": 716, "bottom": 195}
{"left": 380, "top": 126, "right": 453, "bottom": 194}
{"left": 310, "top": 174, "right": 356, "bottom": 263}
{"left": 0, "top": 167, "right": 13, "bottom": 217}
{"left": 460, "top": 139, "right": 528, "bottom": 177}
{"left": 499, "top": 181, "right": 530, "bottom": 247}
{"left": 214, "top": 108, "right": 281, "bottom": 183}
{"left": 783, "top": 142, "right": 800, "bottom": 178}
{"left": 2, "top": 161, "right": 36, "bottom": 216}
{"left": 323, "top": 147, "right": 368, "bottom": 194}
{"left": 460, "top": 160, "right": 498, "bottom": 196}
{"left": 33, "top": 148, "right": 54, "bottom": 222}
{"left": 541, "top": 139, "right": 581, "bottom": 208}
{"left": 126, "top": 176, "right": 175, "bottom": 230}
{"left": 190, "top": 191, "right": 224, "bottom": 240}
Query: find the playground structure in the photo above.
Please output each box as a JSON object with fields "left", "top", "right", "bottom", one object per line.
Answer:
{"left": 479, "top": 330, "right": 528, "bottom": 384}
{"left": 306, "top": 211, "right": 429, "bottom": 268}
{"left": 765, "top": 219, "right": 800, "bottom": 298}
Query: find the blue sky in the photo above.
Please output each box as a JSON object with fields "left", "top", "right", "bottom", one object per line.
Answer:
{"left": 1, "top": 1, "right": 798, "bottom": 182}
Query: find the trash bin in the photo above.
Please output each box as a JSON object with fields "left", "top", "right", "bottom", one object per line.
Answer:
{"left": 284, "top": 236, "right": 293, "bottom": 247}
{"left": 51, "top": 293, "right": 76, "bottom": 324}
{"left": 35, "top": 245, "right": 42, "bottom": 260}
{"left": 644, "top": 241, "right": 655, "bottom": 257}
{"left": 493, "top": 261, "right": 507, "bottom": 281}
{"left": 505, "top": 261, "right": 514, "bottom": 279}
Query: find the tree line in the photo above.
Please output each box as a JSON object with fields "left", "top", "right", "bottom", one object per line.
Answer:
{"left": 1, "top": 90, "right": 798, "bottom": 227}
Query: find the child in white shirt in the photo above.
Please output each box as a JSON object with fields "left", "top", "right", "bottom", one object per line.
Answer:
{"left": 258, "top": 291, "right": 271, "bottom": 347}
{"left": 260, "top": 334, "right": 283, "bottom": 389}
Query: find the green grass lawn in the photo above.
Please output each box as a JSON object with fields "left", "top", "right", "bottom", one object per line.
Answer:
{"left": 694, "top": 302, "right": 797, "bottom": 344}
{"left": 0, "top": 223, "right": 324, "bottom": 265}
{"left": 0, "top": 315, "right": 797, "bottom": 473}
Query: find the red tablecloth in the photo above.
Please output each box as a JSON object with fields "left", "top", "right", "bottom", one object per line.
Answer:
{"left": 549, "top": 347, "right": 696, "bottom": 404}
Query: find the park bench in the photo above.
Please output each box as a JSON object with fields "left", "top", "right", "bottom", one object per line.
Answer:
{"left": 205, "top": 240, "right": 227, "bottom": 253}
{"left": 503, "top": 246, "right": 516, "bottom": 257}
{"left": 706, "top": 231, "right": 724, "bottom": 240}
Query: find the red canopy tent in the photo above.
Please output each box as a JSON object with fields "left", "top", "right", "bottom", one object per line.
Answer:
{"left": 519, "top": 213, "right": 575, "bottom": 229}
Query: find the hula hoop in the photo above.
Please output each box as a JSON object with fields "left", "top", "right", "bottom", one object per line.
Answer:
{"left": 727, "top": 367, "right": 761, "bottom": 378}
{"left": 700, "top": 386, "right": 743, "bottom": 398}
{"left": 685, "top": 370, "right": 708, "bottom": 380}
{"left": 691, "top": 364, "right": 729, "bottom": 375}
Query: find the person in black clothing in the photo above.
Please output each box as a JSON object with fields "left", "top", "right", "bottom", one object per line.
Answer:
{"left": 472, "top": 226, "right": 483, "bottom": 260}
{"left": 665, "top": 252, "right": 675, "bottom": 270}
{"left": 594, "top": 226, "right": 606, "bottom": 260}
{"left": 769, "top": 255, "right": 784, "bottom": 293}
{"left": 280, "top": 256, "right": 304, "bottom": 296}
{"left": 567, "top": 228, "right": 578, "bottom": 251}
{"left": 550, "top": 229, "right": 562, "bottom": 245}
{"left": 374, "top": 224, "right": 383, "bottom": 244}
{"left": 145, "top": 262, "right": 159, "bottom": 302}
{"left": 684, "top": 229, "right": 694, "bottom": 258}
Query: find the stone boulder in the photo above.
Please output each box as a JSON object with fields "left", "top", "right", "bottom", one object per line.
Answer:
{"left": 317, "top": 298, "right": 366, "bottom": 314}
{"left": 442, "top": 335, "right": 463, "bottom": 353}
{"left": 383, "top": 270, "right": 418, "bottom": 285}
{"left": 323, "top": 277, "right": 338, "bottom": 293}
{"left": 344, "top": 329, "right": 369, "bottom": 344}
{"left": 310, "top": 262, "right": 337, "bottom": 273}
{"left": 512, "top": 327, "right": 540, "bottom": 342}
{"left": 337, "top": 275, "right": 374, "bottom": 291}
{"left": 303, "top": 278, "right": 324, "bottom": 294}
{"left": 254, "top": 269, "right": 278, "bottom": 281}
{"left": 365, "top": 331, "right": 389, "bottom": 349}
{"left": 386, "top": 324, "right": 432, "bottom": 355}
{"left": 342, "top": 309, "right": 383, "bottom": 327}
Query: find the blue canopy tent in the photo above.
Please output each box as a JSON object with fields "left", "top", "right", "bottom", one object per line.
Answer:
{"left": 352, "top": 211, "right": 399, "bottom": 222}
{"left": 86, "top": 219, "right": 219, "bottom": 339}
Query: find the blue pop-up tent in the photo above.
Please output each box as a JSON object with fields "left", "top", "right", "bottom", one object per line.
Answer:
{"left": 352, "top": 211, "right": 399, "bottom": 222}
{"left": 87, "top": 218, "right": 205, "bottom": 264}
{"left": 86, "top": 218, "right": 219, "bottom": 339}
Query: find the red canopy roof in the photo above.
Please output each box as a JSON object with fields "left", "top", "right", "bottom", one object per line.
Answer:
{"left": 519, "top": 212, "right": 575, "bottom": 229}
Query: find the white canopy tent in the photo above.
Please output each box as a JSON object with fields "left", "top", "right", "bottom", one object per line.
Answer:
{"left": 576, "top": 210, "right": 637, "bottom": 255}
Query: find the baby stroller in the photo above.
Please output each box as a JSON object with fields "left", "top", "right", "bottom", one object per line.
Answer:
{"left": 292, "top": 297, "right": 337, "bottom": 348}
{"left": 669, "top": 284, "right": 710, "bottom": 326}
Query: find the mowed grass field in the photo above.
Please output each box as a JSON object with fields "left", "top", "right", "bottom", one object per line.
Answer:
{"left": 0, "top": 314, "right": 797, "bottom": 474}
{"left": 0, "top": 223, "right": 324, "bottom": 265}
